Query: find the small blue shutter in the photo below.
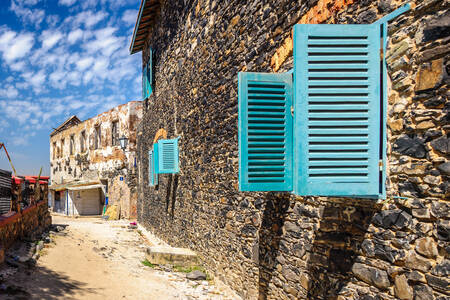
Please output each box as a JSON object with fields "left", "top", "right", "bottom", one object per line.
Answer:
{"left": 148, "top": 149, "right": 154, "bottom": 186}
{"left": 238, "top": 72, "right": 293, "bottom": 192}
{"left": 154, "top": 143, "right": 160, "bottom": 178}
{"left": 157, "top": 138, "right": 179, "bottom": 174}
{"left": 142, "top": 49, "right": 153, "bottom": 99}
{"left": 293, "top": 24, "right": 381, "bottom": 197}
{"left": 147, "top": 48, "right": 153, "bottom": 96}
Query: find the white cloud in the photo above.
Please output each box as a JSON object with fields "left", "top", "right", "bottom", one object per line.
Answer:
{"left": 30, "top": 70, "right": 46, "bottom": 87}
{"left": 40, "top": 30, "right": 63, "bottom": 49}
{"left": 0, "top": 29, "right": 35, "bottom": 63}
{"left": 0, "top": 86, "right": 19, "bottom": 98}
{"left": 83, "top": 71, "right": 94, "bottom": 83}
{"left": 49, "top": 69, "right": 66, "bottom": 88}
{"left": 20, "top": 70, "right": 46, "bottom": 93}
{"left": 12, "top": 136, "right": 29, "bottom": 146}
{"left": 76, "top": 56, "right": 94, "bottom": 71}
{"left": 0, "top": 119, "right": 8, "bottom": 133}
{"left": 22, "top": 0, "right": 41, "bottom": 5}
{"left": 46, "top": 15, "right": 60, "bottom": 27}
{"left": 67, "top": 71, "right": 82, "bottom": 86}
{"left": 73, "top": 10, "right": 108, "bottom": 28}
{"left": 84, "top": 27, "right": 123, "bottom": 57}
{"left": 121, "top": 9, "right": 137, "bottom": 26}
{"left": 10, "top": 0, "right": 45, "bottom": 27}
{"left": 58, "top": 0, "right": 77, "bottom": 6}
{"left": 7, "top": 33, "right": 34, "bottom": 61}
{"left": 80, "top": 0, "right": 100, "bottom": 9}
{"left": 68, "top": 28, "right": 83, "bottom": 44}
{"left": 9, "top": 61, "right": 26, "bottom": 71}
{"left": 92, "top": 58, "right": 109, "bottom": 74}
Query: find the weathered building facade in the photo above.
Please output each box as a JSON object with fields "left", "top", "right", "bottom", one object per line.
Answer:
{"left": 49, "top": 101, "right": 143, "bottom": 218}
{"left": 132, "top": 0, "right": 449, "bottom": 299}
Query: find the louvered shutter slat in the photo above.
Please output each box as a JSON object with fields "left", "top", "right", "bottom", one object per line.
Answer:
{"left": 157, "top": 139, "right": 179, "bottom": 174}
{"left": 308, "top": 56, "right": 370, "bottom": 63}
{"left": 294, "top": 24, "right": 380, "bottom": 197}
{"left": 239, "top": 72, "right": 293, "bottom": 191}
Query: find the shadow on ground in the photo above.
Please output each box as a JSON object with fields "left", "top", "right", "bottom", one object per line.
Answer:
{"left": 1, "top": 264, "right": 98, "bottom": 300}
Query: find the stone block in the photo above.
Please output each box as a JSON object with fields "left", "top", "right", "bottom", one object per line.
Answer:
{"left": 431, "top": 137, "right": 450, "bottom": 154}
{"left": 406, "top": 270, "right": 426, "bottom": 283}
{"left": 389, "top": 119, "right": 403, "bottom": 132}
{"left": 431, "top": 259, "right": 450, "bottom": 277}
{"left": 394, "top": 274, "right": 413, "bottom": 300}
{"left": 415, "top": 58, "right": 445, "bottom": 92}
{"left": 415, "top": 10, "right": 450, "bottom": 44}
{"left": 420, "top": 43, "right": 450, "bottom": 63}
{"left": 146, "top": 246, "right": 198, "bottom": 266}
{"left": 413, "top": 284, "right": 434, "bottom": 300}
{"left": 412, "top": 208, "right": 431, "bottom": 219}
{"left": 425, "top": 274, "right": 450, "bottom": 294}
{"left": 415, "top": 237, "right": 438, "bottom": 258}
{"left": 387, "top": 40, "right": 410, "bottom": 64}
{"left": 435, "top": 220, "right": 450, "bottom": 241}
{"left": 393, "top": 135, "right": 427, "bottom": 158}
{"left": 437, "top": 162, "right": 450, "bottom": 175}
{"left": 416, "top": 121, "right": 435, "bottom": 130}
{"left": 405, "top": 251, "right": 432, "bottom": 272}
{"left": 351, "top": 262, "right": 390, "bottom": 290}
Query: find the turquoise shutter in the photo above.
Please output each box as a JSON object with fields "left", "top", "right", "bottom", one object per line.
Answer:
{"left": 148, "top": 149, "right": 154, "bottom": 186}
{"left": 147, "top": 48, "right": 153, "bottom": 96}
{"left": 294, "top": 24, "right": 381, "bottom": 197}
{"left": 238, "top": 72, "right": 293, "bottom": 192}
{"left": 157, "top": 138, "right": 179, "bottom": 174}
{"left": 142, "top": 49, "right": 153, "bottom": 99}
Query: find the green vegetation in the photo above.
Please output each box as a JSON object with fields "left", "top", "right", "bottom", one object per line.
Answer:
{"left": 141, "top": 259, "right": 157, "bottom": 268}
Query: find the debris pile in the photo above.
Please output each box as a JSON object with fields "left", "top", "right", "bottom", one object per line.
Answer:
{"left": 0, "top": 224, "right": 67, "bottom": 293}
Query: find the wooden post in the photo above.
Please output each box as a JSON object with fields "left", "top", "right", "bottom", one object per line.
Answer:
{"left": 10, "top": 179, "right": 22, "bottom": 213}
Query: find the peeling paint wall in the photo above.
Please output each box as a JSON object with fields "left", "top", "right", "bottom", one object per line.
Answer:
{"left": 50, "top": 101, "right": 143, "bottom": 218}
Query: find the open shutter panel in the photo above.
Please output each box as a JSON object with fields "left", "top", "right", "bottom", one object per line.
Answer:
{"left": 157, "top": 139, "right": 179, "bottom": 174}
{"left": 294, "top": 24, "right": 381, "bottom": 197}
{"left": 148, "top": 48, "right": 153, "bottom": 96}
{"left": 238, "top": 72, "right": 293, "bottom": 192}
{"left": 148, "top": 150, "right": 154, "bottom": 186}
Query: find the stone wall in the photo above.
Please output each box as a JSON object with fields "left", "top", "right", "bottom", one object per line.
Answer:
{"left": 0, "top": 201, "right": 52, "bottom": 260}
{"left": 50, "top": 101, "right": 143, "bottom": 218}
{"left": 136, "top": 0, "right": 449, "bottom": 299}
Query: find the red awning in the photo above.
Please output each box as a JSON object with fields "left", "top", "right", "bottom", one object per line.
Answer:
{"left": 12, "top": 176, "right": 48, "bottom": 185}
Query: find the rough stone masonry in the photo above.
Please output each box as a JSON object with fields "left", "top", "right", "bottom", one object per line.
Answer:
{"left": 136, "top": 0, "right": 449, "bottom": 299}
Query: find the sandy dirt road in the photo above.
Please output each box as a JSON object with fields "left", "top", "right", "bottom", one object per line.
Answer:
{"left": 1, "top": 215, "right": 237, "bottom": 300}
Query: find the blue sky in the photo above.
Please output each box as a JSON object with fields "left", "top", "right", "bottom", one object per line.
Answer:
{"left": 0, "top": 0, "right": 141, "bottom": 176}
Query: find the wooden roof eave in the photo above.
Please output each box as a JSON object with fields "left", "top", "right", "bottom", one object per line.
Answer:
{"left": 129, "top": 0, "right": 160, "bottom": 55}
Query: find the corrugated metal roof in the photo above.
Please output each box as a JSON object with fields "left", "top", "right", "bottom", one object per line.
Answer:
{"left": 129, "top": 0, "right": 160, "bottom": 54}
